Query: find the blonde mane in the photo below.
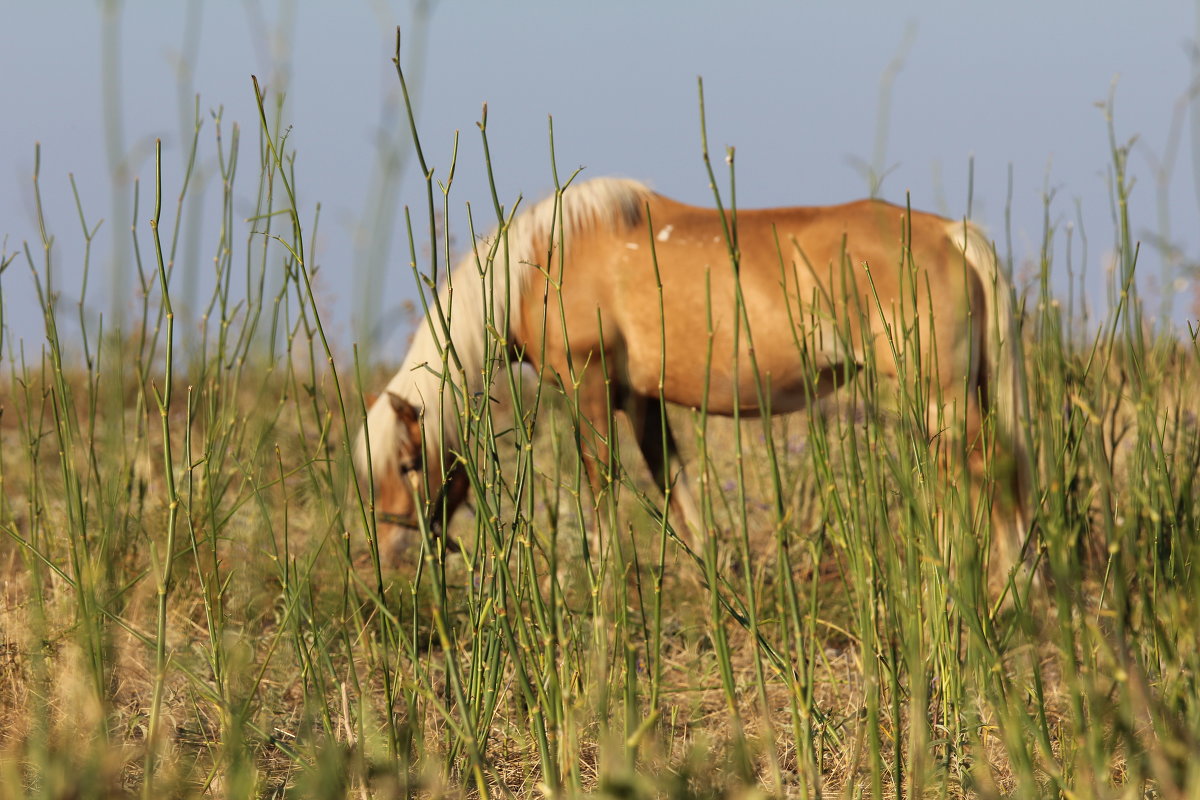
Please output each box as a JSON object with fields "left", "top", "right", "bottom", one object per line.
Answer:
{"left": 355, "top": 176, "right": 654, "bottom": 481}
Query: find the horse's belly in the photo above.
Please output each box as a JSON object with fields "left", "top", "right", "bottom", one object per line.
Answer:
{"left": 640, "top": 353, "right": 826, "bottom": 417}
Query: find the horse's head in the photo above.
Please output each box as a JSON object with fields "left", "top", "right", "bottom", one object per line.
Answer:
{"left": 356, "top": 391, "right": 465, "bottom": 563}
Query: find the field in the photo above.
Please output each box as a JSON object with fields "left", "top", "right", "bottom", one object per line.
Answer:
{"left": 2, "top": 73, "right": 1200, "bottom": 800}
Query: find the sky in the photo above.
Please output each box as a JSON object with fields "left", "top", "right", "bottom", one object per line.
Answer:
{"left": 2, "top": 1, "right": 1199, "bottom": 363}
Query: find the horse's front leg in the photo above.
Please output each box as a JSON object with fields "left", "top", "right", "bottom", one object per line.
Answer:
{"left": 566, "top": 366, "right": 621, "bottom": 548}
{"left": 625, "top": 394, "right": 704, "bottom": 553}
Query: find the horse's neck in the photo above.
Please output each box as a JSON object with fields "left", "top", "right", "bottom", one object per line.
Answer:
{"left": 391, "top": 262, "right": 504, "bottom": 453}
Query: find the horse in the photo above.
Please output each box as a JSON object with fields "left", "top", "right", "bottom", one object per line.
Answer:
{"left": 355, "top": 177, "right": 1032, "bottom": 587}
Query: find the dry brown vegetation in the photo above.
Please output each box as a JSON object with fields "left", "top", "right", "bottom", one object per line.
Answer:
{"left": 1, "top": 326, "right": 1198, "bottom": 798}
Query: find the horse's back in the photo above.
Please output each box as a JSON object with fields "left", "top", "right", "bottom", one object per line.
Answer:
{"left": 516, "top": 185, "right": 984, "bottom": 412}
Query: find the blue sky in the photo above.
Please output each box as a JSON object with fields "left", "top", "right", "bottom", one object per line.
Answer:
{"left": 2, "top": 1, "right": 1198, "bottom": 358}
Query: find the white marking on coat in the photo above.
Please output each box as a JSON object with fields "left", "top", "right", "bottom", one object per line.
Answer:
{"left": 656, "top": 224, "right": 674, "bottom": 242}
{"left": 625, "top": 242, "right": 639, "bottom": 250}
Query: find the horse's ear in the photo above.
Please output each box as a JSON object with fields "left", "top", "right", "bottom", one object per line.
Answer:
{"left": 387, "top": 392, "right": 422, "bottom": 441}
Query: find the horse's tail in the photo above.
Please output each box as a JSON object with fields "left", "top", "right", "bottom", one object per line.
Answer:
{"left": 949, "top": 221, "right": 1033, "bottom": 536}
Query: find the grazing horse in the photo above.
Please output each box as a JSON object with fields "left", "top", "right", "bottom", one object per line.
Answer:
{"left": 355, "top": 177, "right": 1031, "bottom": 583}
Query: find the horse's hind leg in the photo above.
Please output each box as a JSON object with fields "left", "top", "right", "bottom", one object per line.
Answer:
{"left": 955, "top": 395, "right": 1037, "bottom": 603}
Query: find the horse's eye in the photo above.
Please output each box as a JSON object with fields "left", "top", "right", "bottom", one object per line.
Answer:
{"left": 398, "top": 457, "right": 420, "bottom": 475}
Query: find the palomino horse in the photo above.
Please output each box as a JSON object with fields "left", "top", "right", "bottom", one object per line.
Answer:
{"left": 355, "top": 177, "right": 1031, "bottom": 583}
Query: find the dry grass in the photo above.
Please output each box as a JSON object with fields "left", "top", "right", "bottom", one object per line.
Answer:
{"left": 1, "top": 334, "right": 1197, "bottom": 798}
